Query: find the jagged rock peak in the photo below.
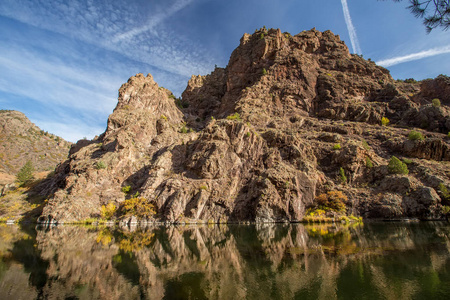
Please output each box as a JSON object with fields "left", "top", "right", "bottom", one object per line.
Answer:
{"left": 105, "top": 73, "right": 183, "bottom": 135}
{"left": 182, "top": 27, "right": 391, "bottom": 127}
{"left": 237, "top": 27, "right": 350, "bottom": 57}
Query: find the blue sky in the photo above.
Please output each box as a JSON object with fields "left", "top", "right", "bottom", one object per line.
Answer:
{"left": 0, "top": 0, "right": 449, "bottom": 142}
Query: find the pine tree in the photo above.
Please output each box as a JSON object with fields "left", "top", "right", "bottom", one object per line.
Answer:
{"left": 389, "top": 0, "right": 450, "bottom": 32}
{"left": 16, "top": 161, "right": 34, "bottom": 186}
{"left": 388, "top": 156, "right": 409, "bottom": 175}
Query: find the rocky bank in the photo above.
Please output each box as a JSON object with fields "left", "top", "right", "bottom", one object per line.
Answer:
{"left": 38, "top": 28, "right": 450, "bottom": 223}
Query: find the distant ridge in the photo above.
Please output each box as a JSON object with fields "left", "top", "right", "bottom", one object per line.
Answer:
{"left": 0, "top": 109, "right": 71, "bottom": 176}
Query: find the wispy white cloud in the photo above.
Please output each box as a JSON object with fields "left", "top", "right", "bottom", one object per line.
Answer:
{"left": 340, "top": 0, "right": 362, "bottom": 54}
{"left": 0, "top": 51, "right": 116, "bottom": 141}
{"left": 113, "top": 0, "right": 195, "bottom": 42}
{"left": 0, "top": 0, "right": 213, "bottom": 78}
{"left": 376, "top": 45, "right": 450, "bottom": 67}
{"left": 0, "top": 0, "right": 213, "bottom": 141}
{"left": 0, "top": 19, "right": 134, "bottom": 141}
{"left": 0, "top": 46, "right": 118, "bottom": 114}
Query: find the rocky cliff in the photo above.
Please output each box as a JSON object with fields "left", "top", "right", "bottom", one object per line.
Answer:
{"left": 38, "top": 28, "right": 450, "bottom": 223}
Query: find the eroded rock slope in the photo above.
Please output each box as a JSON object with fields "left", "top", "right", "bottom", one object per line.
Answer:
{"left": 39, "top": 28, "right": 450, "bottom": 223}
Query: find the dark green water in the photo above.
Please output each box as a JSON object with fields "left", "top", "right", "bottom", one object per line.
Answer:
{"left": 0, "top": 222, "right": 449, "bottom": 299}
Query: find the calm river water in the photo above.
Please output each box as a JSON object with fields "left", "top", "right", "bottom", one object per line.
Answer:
{"left": 0, "top": 222, "right": 449, "bottom": 299}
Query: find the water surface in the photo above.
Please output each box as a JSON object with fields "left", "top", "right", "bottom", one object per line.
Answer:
{"left": 0, "top": 222, "right": 449, "bottom": 299}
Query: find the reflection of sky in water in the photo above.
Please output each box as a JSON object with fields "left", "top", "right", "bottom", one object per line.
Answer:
{"left": 0, "top": 223, "right": 449, "bottom": 299}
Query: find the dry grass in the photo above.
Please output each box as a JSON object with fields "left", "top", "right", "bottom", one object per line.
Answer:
{"left": 0, "top": 172, "right": 15, "bottom": 185}
{"left": 0, "top": 178, "right": 47, "bottom": 222}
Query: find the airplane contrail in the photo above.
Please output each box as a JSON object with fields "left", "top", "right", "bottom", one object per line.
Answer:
{"left": 340, "top": 0, "right": 362, "bottom": 54}
{"left": 376, "top": 45, "right": 450, "bottom": 67}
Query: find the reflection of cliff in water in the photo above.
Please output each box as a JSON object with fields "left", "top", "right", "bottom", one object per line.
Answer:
{"left": 0, "top": 223, "right": 449, "bottom": 299}
{"left": 0, "top": 224, "right": 48, "bottom": 299}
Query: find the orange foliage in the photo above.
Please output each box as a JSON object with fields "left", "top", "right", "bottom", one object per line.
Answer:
{"left": 120, "top": 197, "right": 156, "bottom": 217}
{"left": 315, "top": 191, "right": 348, "bottom": 212}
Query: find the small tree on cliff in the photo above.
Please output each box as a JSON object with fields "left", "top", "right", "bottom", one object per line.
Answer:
{"left": 388, "top": 156, "right": 409, "bottom": 175}
{"left": 16, "top": 160, "right": 34, "bottom": 186}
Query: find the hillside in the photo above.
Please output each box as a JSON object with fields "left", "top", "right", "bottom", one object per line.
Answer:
{"left": 38, "top": 28, "right": 450, "bottom": 224}
{"left": 0, "top": 110, "right": 71, "bottom": 175}
{"left": 0, "top": 110, "right": 71, "bottom": 220}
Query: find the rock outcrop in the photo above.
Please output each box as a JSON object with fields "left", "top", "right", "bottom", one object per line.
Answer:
{"left": 38, "top": 28, "right": 450, "bottom": 223}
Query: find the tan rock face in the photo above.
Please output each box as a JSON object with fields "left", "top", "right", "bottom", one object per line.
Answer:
{"left": 39, "top": 28, "right": 450, "bottom": 222}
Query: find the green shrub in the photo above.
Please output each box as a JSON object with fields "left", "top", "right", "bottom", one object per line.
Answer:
{"left": 333, "top": 143, "right": 341, "bottom": 150}
{"left": 180, "top": 125, "right": 188, "bottom": 133}
{"left": 438, "top": 183, "right": 450, "bottom": 200}
{"left": 362, "top": 140, "right": 370, "bottom": 151}
{"left": 381, "top": 117, "right": 389, "bottom": 126}
{"left": 96, "top": 161, "right": 107, "bottom": 170}
{"left": 432, "top": 98, "right": 441, "bottom": 107}
{"left": 388, "top": 156, "right": 409, "bottom": 175}
{"left": 365, "top": 157, "right": 373, "bottom": 168}
{"left": 402, "top": 158, "right": 412, "bottom": 164}
{"left": 227, "top": 113, "right": 241, "bottom": 121}
{"left": 16, "top": 160, "right": 34, "bottom": 186}
{"left": 408, "top": 130, "right": 424, "bottom": 141}
{"left": 121, "top": 185, "right": 131, "bottom": 194}
{"left": 101, "top": 203, "right": 117, "bottom": 220}
{"left": 262, "top": 68, "right": 267, "bottom": 75}
{"left": 339, "top": 167, "right": 347, "bottom": 184}
{"left": 442, "top": 205, "right": 450, "bottom": 216}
